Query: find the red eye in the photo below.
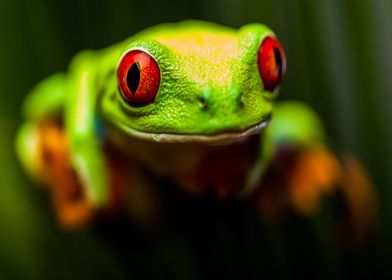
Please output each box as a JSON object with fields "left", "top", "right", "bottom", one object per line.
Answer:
{"left": 117, "top": 50, "right": 160, "bottom": 106}
{"left": 258, "top": 36, "right": 286, "bottom": 92}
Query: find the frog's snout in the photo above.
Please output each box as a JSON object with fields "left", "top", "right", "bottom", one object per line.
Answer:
{"left": 196, "top": 85, "right": 243, "bottom": 114}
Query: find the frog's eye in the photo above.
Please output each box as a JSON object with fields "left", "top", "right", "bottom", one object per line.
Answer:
{"left": 258, "top": 36, "right": 286, "bottom": 92}
{"left": 117, "top": 50, "right": 160, "bottom": 106}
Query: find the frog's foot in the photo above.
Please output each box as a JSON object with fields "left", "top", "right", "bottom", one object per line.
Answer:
{"left": 251, "top": 144, "right": 376, "bottom": 244}
{"left": 36, "top": 121, "right": 94, "bottom": 228}
{"left": 17, "top": 120, "right": 133, "bottom": 228}
{"left": 286, "top": 145, "right": 342, "bottom": 216}
{"left": 38, "top": 122, "right": 131, "bottom": 228}
{"left": 251, "top": 145, "right": 342, "bottom": 218}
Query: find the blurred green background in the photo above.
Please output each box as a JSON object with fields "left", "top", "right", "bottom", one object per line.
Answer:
{"left": 1, "top": 0, "right": 392, "bottom": 279}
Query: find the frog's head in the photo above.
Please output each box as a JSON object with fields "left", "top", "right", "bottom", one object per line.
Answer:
{"left": 102, "top": 21, "right": 286, "bottom": 144}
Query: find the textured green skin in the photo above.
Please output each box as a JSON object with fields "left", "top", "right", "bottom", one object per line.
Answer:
{"left": 101, "top": 21, "right": 274, "bottom": 134}
{"left": 17, "top": 20, "right": 325, "bottom": 208}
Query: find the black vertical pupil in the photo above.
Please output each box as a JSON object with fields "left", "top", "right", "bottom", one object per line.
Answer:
{"left": 127, "top": 62, "right": 140, "bottom": 94}
{"left": 273, "top": 48, "right": 282, "bottom": 79}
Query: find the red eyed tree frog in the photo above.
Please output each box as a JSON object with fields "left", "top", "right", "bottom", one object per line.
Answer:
{"left": 16, "top": 21, "right": 375, "bottom": 236}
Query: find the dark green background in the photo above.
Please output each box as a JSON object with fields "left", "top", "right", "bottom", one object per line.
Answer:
{"left": 1, "top": 0, "right": 391, "bottom": 279}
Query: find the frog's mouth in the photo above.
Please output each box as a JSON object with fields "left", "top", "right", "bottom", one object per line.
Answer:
{"left": 116, "top": 118, "right": 270, "bottom": 145}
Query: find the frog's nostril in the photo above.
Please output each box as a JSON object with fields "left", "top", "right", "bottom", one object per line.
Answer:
{"left": 238, "top": 96, "right": 245, "bottom": 109}
{"left": 198, "top": 96, "right": 208, "bottom": 110}
{"left": 230, "top": 88, "right": 244, "bottom": 111}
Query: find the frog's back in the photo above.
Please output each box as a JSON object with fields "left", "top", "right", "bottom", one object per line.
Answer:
{"left": 130, "top": 20, "right": 236, "bottom": 41}
{"left": 122, "top": 20, "right": 238, "bottom": 64}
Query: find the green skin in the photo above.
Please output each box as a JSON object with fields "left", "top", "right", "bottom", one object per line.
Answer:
{"left": 16, "top": 20, "right": 325, "bottom": 208}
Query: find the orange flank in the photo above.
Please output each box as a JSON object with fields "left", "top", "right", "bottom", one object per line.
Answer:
{"left": 252, "top": 144, "right": 376, "bottom": 244}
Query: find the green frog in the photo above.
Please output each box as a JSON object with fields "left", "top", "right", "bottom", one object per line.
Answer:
{"left": 16, "top": 21, "right": 375, "bottom": 236}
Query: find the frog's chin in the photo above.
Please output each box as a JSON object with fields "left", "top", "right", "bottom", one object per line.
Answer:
{"left": 119, "top": 119, "right": 270, "bottom": 145}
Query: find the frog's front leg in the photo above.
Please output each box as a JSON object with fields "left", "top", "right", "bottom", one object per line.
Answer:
{"left": 65, "top": 51, "right": 108, "bottom": 209}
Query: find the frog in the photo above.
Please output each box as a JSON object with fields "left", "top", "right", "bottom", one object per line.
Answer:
{"left": 15, "top": 20, "right": 375, "bottom": 236}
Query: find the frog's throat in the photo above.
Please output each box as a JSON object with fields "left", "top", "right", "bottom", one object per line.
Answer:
{"left": 117, "top": 119, "right": 270, "bottom": 145}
